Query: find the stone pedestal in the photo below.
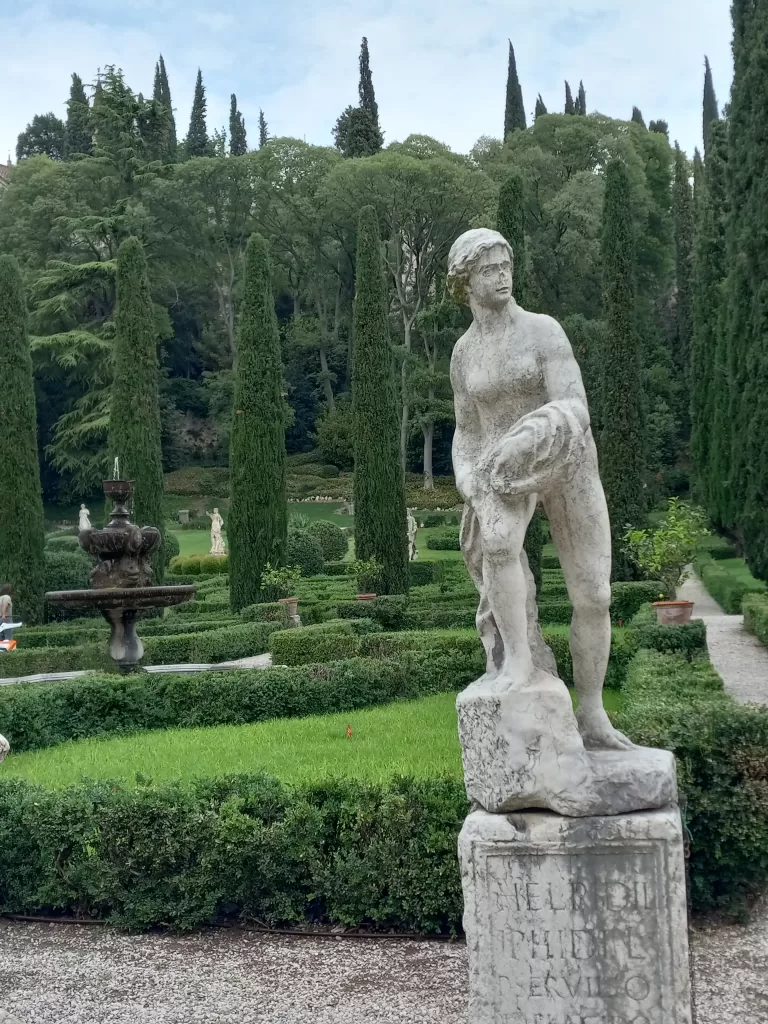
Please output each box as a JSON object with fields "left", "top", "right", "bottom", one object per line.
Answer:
{"left": 459, "top": 807, "right": 692, "bottom": 1024}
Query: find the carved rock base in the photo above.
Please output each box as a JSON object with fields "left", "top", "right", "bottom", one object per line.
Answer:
{"left": 459, "top": 807, "right": 692, "bottom": 1024}
{"left": 456, "top": 674, "right": 677, "bottom": 817}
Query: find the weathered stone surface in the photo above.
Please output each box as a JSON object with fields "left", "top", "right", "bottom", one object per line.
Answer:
{"left": 459, "top": 807, "right": 692, "bottom": 1024}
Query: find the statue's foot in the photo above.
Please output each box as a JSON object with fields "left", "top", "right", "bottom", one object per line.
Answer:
{"left": 576, "top": 704, "right": 634, "bottom": 751}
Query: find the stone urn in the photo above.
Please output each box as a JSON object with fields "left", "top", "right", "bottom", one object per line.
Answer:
{"left": 278, "top": 596, "right": 301, "bottom": 628}
{"left": 652, "top": 600, "right": 694, "bottom": 625}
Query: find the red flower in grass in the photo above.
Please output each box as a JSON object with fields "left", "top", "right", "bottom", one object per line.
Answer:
{"left": 346, "top": 724, "right": 353, "bottom": 739}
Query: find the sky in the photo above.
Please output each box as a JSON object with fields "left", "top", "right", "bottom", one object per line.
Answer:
{"left": 0, "top": 0, "right": 733, "bottom": 165}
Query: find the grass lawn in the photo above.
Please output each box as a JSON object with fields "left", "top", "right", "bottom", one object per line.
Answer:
{"left": 712, "top": 556, "right": 765, "bottom": 590}
{"left": 3, "top": 689, "right": 623, "bottom": 790}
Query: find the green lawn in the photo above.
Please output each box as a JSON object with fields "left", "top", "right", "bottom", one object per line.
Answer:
{"left": 3, "top": 688, "right": 623, "bottom": 790}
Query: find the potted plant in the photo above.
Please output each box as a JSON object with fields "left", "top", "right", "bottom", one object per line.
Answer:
{"left": 351, "top": 557, "right": 384, "bottom": 599}
{"left": 623, "top": 499, "right": 711, "bottom": 625}
{"left": 260, "top": 563, "right": 302, "bottom": 620}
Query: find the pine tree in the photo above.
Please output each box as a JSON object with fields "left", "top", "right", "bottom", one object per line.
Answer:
{"left": 534, "top": 94, "right": 548, "bottom": 119}
{"left": 258, "top": 110, "right": 268, "bottom": 148}
{"left": 229, "top": 94, "right": 247, "bottom": 156}
{"left": 673, "top": 144, "right": 694, "bottom": 412}
{"left": 109, "top": 238, "right": 166, "bottom": 579}
{"left": 358, "top": 37, "right": 381, "bottom": 141}
{"left": 352, "top": 206, "right": 408, "bottom": 595}
{"left": 703, "top": 56, "right": 719, "bottom": 158}
{"left": 228, "top": 235, "right": 287, "bottom": 611}
{"left": 504, "top": 40, "right": 527, "bottom": 136}
{"left": 600, "top": 160, "right": 646, "bottom": 579}
{"left": 64, "top": 73, "right": 92, "bottom": 158}
{"left": 0, "top": 257, "right": 45, "bottom": 623}
{"left": 692, "top": 121, "right": 728, "bottom": 516}
{"left": 564, "top": 81, "right": 576, "bottom": 115}
{"left": 577, "top": 81, "right": 587, "bottom": 115}
{"left": 152, "top": 54, "right": 177, "bottom": 159}
{"left": 631, "top": 107, "right": 646, "bottom": 128}
{"left": 185, "top": 69, "right": 208, "bottom": 158}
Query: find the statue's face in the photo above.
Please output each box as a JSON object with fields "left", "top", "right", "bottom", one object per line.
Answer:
{"left": 469, "top": 244, "right": 513, "bottom": 310}
{"left": 214, "top": 508, "right": 218, "bottom": 515}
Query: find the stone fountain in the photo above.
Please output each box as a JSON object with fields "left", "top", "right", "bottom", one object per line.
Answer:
{"left": 45, "top": 479, "right": 195, "bottom": 673}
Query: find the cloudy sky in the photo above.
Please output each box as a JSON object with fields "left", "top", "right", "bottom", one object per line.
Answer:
{"left": 1, "top": 1, "right": 732, "bottom": 165}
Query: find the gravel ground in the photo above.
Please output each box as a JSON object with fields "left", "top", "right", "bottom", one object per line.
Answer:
{"left": 678, "top": 573, "right": 768, "bottom": 705}
{"left": 0, "top": 907, "right": 767, "bottom": 1024}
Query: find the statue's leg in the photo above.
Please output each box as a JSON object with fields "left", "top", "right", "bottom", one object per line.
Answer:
{"left": 474, "top": 491, "right": 537, "bottom": 685}
{"left": 460, "top": 505, "right": 500, "bottom": 674}
{"left": 543, "top": 457, "right": 633, "bottom": 750}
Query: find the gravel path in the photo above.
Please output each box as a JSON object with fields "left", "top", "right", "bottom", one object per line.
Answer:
{"left": 678, "top": 572, "right": 768, "bottom": 704}
{"left": 0, "top": 911, "right": 766, "bottom": 1024}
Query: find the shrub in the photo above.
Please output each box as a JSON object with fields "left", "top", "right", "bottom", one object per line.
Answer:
{"left": 45, "top": 534, "right": 80, "bottom": 551}
{"left": 170, "top": 554, "right": 229, "bottom": 576}
{"left": 270, "top": 623, "right": 361, "bottom": 665}
{"left": 610, "top": 581, "right": 670, "bottom": 624}
{"left": 743, "top": 594, "right": 768, "bottom": 647}
{"left": 44, "top": 549, "right": 92, "bottom": 592}
{"left": 422, "top": 514, "right": 446, "bottom": 529}
{"left": 623, "top": 498, "right": 710, "bottom": 597}
{"left": 163, "top": 532, "right": 180, "bottom": 566}
{"left": 286, "top": 530, "right": 325, "bottom": 577}
{"left": 314, "top": 401, "right": 354, "bottom": 470}
{"left": 241, "top": 602, "right": 288, "bottom": 624}
{"left": 426, "top": 532, "right": 461, "bottom": 551}
{"left": 323, "top": 561, "right": 351, "bottom": 577}
{"left": 308, "top": 520, "right": 348, "bottom": 561}
{"left": 408, "top": 562, "right": 441, "bottom": 587}
{"left": 350, "top": 558, "right": 384, "bottom": 595}
{"left": 260, "top": 563, "right": 302, "bottom": 602}
{"left": 542, "top": 554, "right": 560, "bottom": 569}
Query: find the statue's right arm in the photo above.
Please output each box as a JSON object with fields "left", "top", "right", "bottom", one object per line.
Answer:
{"left": 451, "top": 354, "right": 481, "bottom": 502}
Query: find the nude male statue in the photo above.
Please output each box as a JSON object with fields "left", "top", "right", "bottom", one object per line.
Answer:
{"left": 448, "top": 228, "right": 630, "bottom": 753}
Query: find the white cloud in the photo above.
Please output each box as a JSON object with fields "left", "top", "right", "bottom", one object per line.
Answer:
{"left": 1, "top": 0, "right": 732, "bottom": 164}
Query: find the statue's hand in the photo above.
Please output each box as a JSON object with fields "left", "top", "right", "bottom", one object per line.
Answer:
{"left": 487, "top": 413, "right": 563, "bottom": 495}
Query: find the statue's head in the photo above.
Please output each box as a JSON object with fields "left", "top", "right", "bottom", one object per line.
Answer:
{"left": 80, "top": 503, "right": 86, "bottom": 510}
{"left": 213, "top": 507, "right": 219, "bottom": 515}
{"left": 447, "top": 229, "right": 514, "bottom": 310}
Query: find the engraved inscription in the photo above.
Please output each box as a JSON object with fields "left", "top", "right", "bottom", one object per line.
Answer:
{"left": 486, "top": 848, "right": 665, "bottom": 1024}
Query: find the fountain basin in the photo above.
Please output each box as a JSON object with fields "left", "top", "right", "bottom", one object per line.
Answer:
{"left": 46, "top": 586, "right": 196, "bottom": 610}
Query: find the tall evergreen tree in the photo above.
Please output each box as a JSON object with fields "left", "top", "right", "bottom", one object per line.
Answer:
{"left": 631, "top": 106, "right": 646, "bottom": 127}
{"left": 703, "top": 56, "right": 719, "bottom": 157}
{"left": 673, "top": 144, "right": 694, "bottom": 412}
{"left": 228, "top": 235, "right": 287, "bottom": 611}
{"left": 649, "top": 119, "right": 669, "bottom": 137}
{"left": 534, "top": 94, "right": 548, "bottom": 119}
{"left": 564, "top": 81, "right": 576, "bottom": 115}
{"left": 109, "top": 238, "right": 166, "bottom": 578}
{"left": 600, "top": 161, "right": 646, "bottom": 579}
{"left": 693, "top": 148, "right": 704, "bottom": 199}
{"left": 64, "top": 73, "right": 92, "bottom": 158}
{"left": 497, "top": 171, "right": 526, "bottom": 305}
{"left": 152, "top": 54, "right": 177, "bottom": 159}
{"left": 185, "top": 68, "right": 208, "bottom": 158}
{"left": 333, "top": 105, "right": 381, "bottom": 157}
{"left": 692, "top": 121, "right": 728, "bottom": 516}
{"left": 229, "top": 94, "right": 247, "bottom": 156}
{"left": 358, "top": 36, "right": 381, "bottom": 140}
{"left": 577, "top": 81, "right": 587, "bottom": 115}
{"left": 352, "top": 206, "right": 408, "bottom": 594}
{"left": 0, "top": 257, "right": 45, "bottom": 624}
{"left": 258, "top": 109, "right": 268, "bottom": 148}
{"left": 503, "top": 40, "right": 527, "bottom": 136}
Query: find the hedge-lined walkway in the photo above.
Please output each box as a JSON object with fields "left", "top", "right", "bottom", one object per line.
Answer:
{"left": 0, "top": 913, "right": 766, "bottom": 1024}
{"left": 679, "top": 572, "right": 768, "bottom": 704}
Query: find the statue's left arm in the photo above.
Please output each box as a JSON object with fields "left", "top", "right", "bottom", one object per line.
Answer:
{"left": 541, "top": 318, "right": 590, "bottom": 434}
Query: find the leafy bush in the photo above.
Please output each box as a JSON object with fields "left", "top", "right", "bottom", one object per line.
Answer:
{"left": 624, "top": 499, "right": 710, "bottom": 597}
{"left": 170, "top": 554, "right": 229, "bottom": 576}
{"left": 610, "top": 581, "right": 670, "bottom": 624}
{"left": 426, "top": 531, "right": 461, "bottom": 551}
{"left": 286, "top": 530, "right": 325, "bottom": 577}
{"left": 45, "top": 534, "right": 81, "bottom": 551}
{"left": 350, "top": 558, "right": 384, "bottom": 595}
{"left": 408, "top": 562, "right": 441, "bottom": 587}
{"left": 260, "top": 563, "right": 302, "bottom": 602}
{"left": 308, "top": 520, "right": 348, "bottom": 561}
{"left": 164, "top": 532, "right": 181, "bottom": 566}
{"left": 422, "top": 514, "right": 446, "bottom": 528}
{"left": 270, "top": 623, "right": 361, "bottom": 665}
{"left": 323, "top": 561, "right": 351, "bottom": 577}
{"left": 743, "top": 594, "right": 768, "bottom": 647}
{"left": 240, "top": 602, "right": 289, "bottom": 624}
{"left": 44, "top": 549, "right": 92, "bottom": 592}
{"left": 314, "top": 401, "right": 354, "bottom": 470}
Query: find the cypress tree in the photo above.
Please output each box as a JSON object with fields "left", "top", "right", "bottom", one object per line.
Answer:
{"left": 0, "top": 257, "right": 45, "bottom": 624}
{"left": 673, "top": 144, "right": 694, "bottom": 411}
{"left": 564, "top": 81, "right": 576, "bottom": 115}
{"left": 258, "top": 110, "right": 268, "bottom": 148}
{"left": 109, "top": 238, "right": 166, "bottom": 579}
{"left": 228, "top": 235, "right": 287, "bottom": 611}
{"left": 64, "top": 73, "right": 92, "bottom": 158}
{"left": 497, "top": 171, "right": 526, "bottom": 305}
{"left": 600, "top": 161, "right": 646, "bottom": 579}
{"left": 702, "top": 56, "right": 719, "bottom": 157}
{"left": 503, "top": 40, "right": 527, "bottom": 136}
{"left": 693, "top": 148, "right": 704, "bottom": 201}
{"left": 185, "top": 69, "right": 208, "bottom": 158}
{"left": 534, "top": 94, "right": 548, "bottom": 119}
{"left": 229, "top": 94, "right": 247, "bottom": 156}
{"left": 577, "top": 81, "right": 587, "bottom": 115}
{"left": 152, "top": 55, "right": 177, "bottom": 159}
{"left": 692, "top": 120, "right": 728, "bottom": 517}
{"left": 649, "top": 120, "right": 669, "bottom": 138}
{"left": 631, "top": 106, "right": 646, "bottom": 127}
{"left": 352, "top": 206, "right": 408, "bottom": 595}
{"left": 358, "top": 37, "right": 381, "bottom": 142}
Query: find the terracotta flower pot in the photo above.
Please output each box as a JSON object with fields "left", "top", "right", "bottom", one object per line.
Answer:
{"left": 652, "top": 600, "right": 694, "bottom": 626}
{"left": 279, "top": 597, "right": 299, "bottom": 617}
{"left": 356, "top": 593, "right": 377, "bottom": 602}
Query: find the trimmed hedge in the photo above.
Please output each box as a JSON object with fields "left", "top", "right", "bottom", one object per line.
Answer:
{"left": 610, "top": 581, "right": 670, "bottom": 624}
{"left": 743, "top": 593, "right": 768, "bottom": 648}
{"left": 694, "top": 554, "right": 766, "bottom": 613}
{"left": 169, "top": 554, "right": 229, "bottom": 576}
{"left": 426, "top": 530, "right": 461, "bottom": 551}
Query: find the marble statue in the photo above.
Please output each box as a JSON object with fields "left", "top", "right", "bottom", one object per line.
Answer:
{"left": 78, "top": 504, "right": 91, "bottom": 531}
{"left": 448, "top": 229, "right": 675, "bottom": 817}
{"left": 406, "top": 508, "right": 418, "bottom": 561}
{"left": 0, "top": 734, "right": 9, "bottom": 762}
{"left": 207, "top": 508, "right": 226, "bottom": 556}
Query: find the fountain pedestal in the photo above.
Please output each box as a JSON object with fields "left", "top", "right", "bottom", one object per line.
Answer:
{"left": 45, "top": 480, "right": 195, "bottom": 673}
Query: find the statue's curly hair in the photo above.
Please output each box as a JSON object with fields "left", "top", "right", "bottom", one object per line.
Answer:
{"left": 447, "top": 228, "right": 514, "bottom": 305}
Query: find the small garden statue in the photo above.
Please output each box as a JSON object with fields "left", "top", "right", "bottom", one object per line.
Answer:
{"left": 78, "top": 503, "right": 91, "bottom": 530}
{"left": 207, "top": 508, "right": 226, "bottom": 556}
{"left": 0, "top": 733, "right": 8, "bottom": 762}
{"left": 406, "top": 508, "right": 418, "bottom": 560}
